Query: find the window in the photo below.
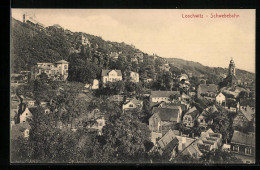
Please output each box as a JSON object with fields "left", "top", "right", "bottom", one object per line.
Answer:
{"left": 233, "top": 145, "right": 239, "bottom": 152}
{"left": 129, "top": 104, "right": 134, "bottom": 107}
{"left": 64, "top": 65, "right": 67, "bottom": 69}
{"left": 245, "top": 147, "right": 252, "bottom": 155}
{"left": 98, "top": 122, "right": 103, "bottom": 126}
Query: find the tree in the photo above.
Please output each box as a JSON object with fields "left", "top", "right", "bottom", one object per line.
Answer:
{"left": 94, "top": 111, "right": 151, "bottom": 163}
{"left": 199, "top": 149, "right": 243, "bottom": 164}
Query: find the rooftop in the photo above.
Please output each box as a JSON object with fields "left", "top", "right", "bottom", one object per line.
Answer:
{"left": 152, "top": 107, "right": 180, "bottom": 122}
{"left": 101, "top": 69, "right": 122, "bottom": 77}
{"left": 151, "top": 91, "right": 180, "bottom": 98}
{"left": 198, "top": 84, "right": 218, "bottom": 94}
{"left": 231, "top": 131, "right": 255, "bottom": 147}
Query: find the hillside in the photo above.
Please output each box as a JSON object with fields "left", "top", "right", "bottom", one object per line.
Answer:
{"left": 166, "top": 58, "right": 255, "bottom": 83}
{"left": 11, "top": 17, "right": 254, "bottom": 85}
{"left": 11, "top": 18, "right": 142, "bottom": 73}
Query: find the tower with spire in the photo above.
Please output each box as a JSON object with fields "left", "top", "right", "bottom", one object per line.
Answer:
{"left": 228, "top": 58, "right": 236, "bottom": 76}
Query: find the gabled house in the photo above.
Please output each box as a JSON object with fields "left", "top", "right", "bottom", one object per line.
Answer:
{"left": 122, "top": 98, "right": 143, "bottom": 112}
{"left": 183, "top": 107, "right": 200, "bottom": 127}
{"left": 101, "top": 69, "right": 122, "bottom": 86}
{"left": 149, "top": 107, "right": 182, "bottom": 135}
{"left": 178, "top": 74, "right": 189, "bottom": 82}
{"left": 233, "top": 106, "right": 254, "bottom": 128}
{"left": 239, "top": 99, "right": 255, "bottom": 113}
{"left": 197, "top": 105, "right": 218, "bottom": 127}
{"left": 150, "top": 91, "right": 180, "bottom": 104}
{"left": 216, "top": 92, "right": 226, "bottom": 105}
{"left": 19, "top": 107, "right": 33, "bottom": 123}
{"left": 224, "top": 99, "right": 239, "bottom": 112}
{"left": 11, "top": 122, "right": 31, "bottom": 140}
{"left": 230, "top": 131, "right": 255, "bottom": 163}
{"left": 197, "top": 84, "right": 218, "bottom": 102}
{"left": 129, "top": 71, "right": 139, "bottom": 83}
{"left": 86, "top": 109, "right": 106, "bottom": 135}
{"left": 152, "top": 129, "right": 179, "bottom": 159}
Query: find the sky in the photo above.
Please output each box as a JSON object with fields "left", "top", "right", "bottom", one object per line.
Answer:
{"left": 11, "top": 9, "right": 255, "bottom": 72}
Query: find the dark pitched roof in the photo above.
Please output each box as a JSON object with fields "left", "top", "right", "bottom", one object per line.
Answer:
{"left": 225, "top": 99, "right": 237, "bottom": 108}
{"left": 240, "top": 99, "right": 255, "bottom": 107}
{"left": 151, "top": 91, "right": 180, "bottom": 98}
{"left": 185, "top": 107, "right": 200, "bottom": 119}
{"left": 56, "top": 60, "right": 69, "bottom": 64}
{"left": 198, "top": 84, "right": 218, "bottom": 94}
{"left": 231, "top": 131, "right": 255, "bottom": 147}
{"left": 238, "top": 109, "right": 254, "bottom": 121}
{"left": 101, "top": 69, "right": 122, "bottom": 77}
{"left": 157, "top": 129, "right": 178, "bottom": 155}
{"left": 152, "top": 107, "right": 180, "bottom": 122}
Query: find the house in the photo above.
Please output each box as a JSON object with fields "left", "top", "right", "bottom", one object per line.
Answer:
{"left": 84, "top": 79, "right": 99, "bottom": 91}
{"left": 198, "top": 129, "right": 222, "bottom": 152}
{"left": 130, "top": 56, "right": 138, "bottom": 63}
{"left": 197, "top": 105, "right": 218, "bottom": 128}
{"left": 239, "top": 99, "right": 255, "bottom": 112}
{"left": 197, "top": 84, "right": 218, "bottom": 102}
{"left": 129, "top": 71, "right": 139, "bottom": 83}
{"left": 215, "top": 92, "right": 226, "bottom": 105}
{"left": 81, "top": 34, "right": 91, "bottom": 46}
{"left": 31, "top": 60, "right": 69, "bottom": 81}
{"left": 86, "top": 109, "right": 106, "bottom": 135}
{"left": 179, "top": 140, "right": 203, "bottom": 159}
{"left": 11, "top": 122, "right": 31, "bottom": 140}
{"left": 108, "top": 95, "right": 124, "bottom": 103}
{"left": 122, "top": 98, "right": 143, "bottom": 112}
{"left": 224, "top": 99, "right": 239, "bottom": 112}
{"left": 183, "top": 107, "right": 200, "bottom": 127}
{"left": 92, "top": 79, "right": 99, "bottom": 89}
{"left": 159, "top": 101, "right": 189, "bottom": 114}
{"left": 150, "top": 91, "right": 180, "bottom": 104}
{"left": 152, "top": 129, "right": 179, "bottom": 159}
{"left": 101, "top": 69, "right": 122, "bottom": 86}
{"left": 233, "top": 106, "right": 254, "bottom": 128}
{"left": 149, "top": 107, "right": 182, "bottom": 135}
{"left": 178, "top": 74, "right": 189, "bottom": 81}
{"left": 159, "top": 64, "right": 170, "bottom": 72}
{"left": 110, "top": 52, "right": 119, "bottom": 60}
{"left": 23, "top": 98, "right": 36, "bottom": 108}
{"left": 230, "top": 131, "right": 255, "bottom": 163}
{"left": 19, "top": 107, "right": 33, "bottom": 123}
{"left": 134, "top": 52, "right": 144, "bottom": 62}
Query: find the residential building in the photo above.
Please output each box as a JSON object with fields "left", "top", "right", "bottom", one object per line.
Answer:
{"left": 129, "top": 71, "right": 139, "bottom": 83}
{"left": 183, "top": 107, "right": 200, "bottom": 127}
{"left": 149, "top": 107, "right": 182, "bottom": 135}
{"left": 178, "top": 74, "right": 189, "bottom": 81}
{"left": 81, "top": 34, "right": 91, "bottom": 46}
{"left": 11, "top": 122, "right": 31, "bottom": 140}
{"left": 134, "top": 52, "right": 144, "bottom": 62}
{"left": 110, "top": 52, "right": 119, "bottom": 60}
{"left": 230, "top": 131, "right": 255, "bottom": 163}
{"left": 20, "top": 107, "right": 33, "bottom": 123}
{"left": 197, "top": 84, "right": 218, "bottom": 101}
{"left": 31, "top": 60, "right": 69, "bottom": 81}
{"left": 101, "top": 69, "right": 122, "bottom": 85}
{"left": 150, "top": 91, "right": 180, "bottom": 104}
{"left": 151, "top": 129, "right": 179, "bottom": 159}
{"left": 224, "top": 99, "right": 239, "bottom": 112}
{"left": 216, "top": 92, "right": 226, "bottom": 105}
{"left": 197, "top": 105, "right": 217, "bottom": 128}
{"left": 239, "top": 99, "right": 255, "bottom": 112}
{"left": 233, "top": 106, "right": 254, "bottom": 128}
{"left": 122, "top": 98, "right": 143, "bottom": 112}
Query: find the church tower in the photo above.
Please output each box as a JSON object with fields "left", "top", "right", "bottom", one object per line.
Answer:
{"left": 228, "top": 58, "right": 236, "bottom": 76}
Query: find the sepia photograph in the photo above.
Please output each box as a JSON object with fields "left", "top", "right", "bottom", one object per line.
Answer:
{"left": 10, "top": 9, "right": 255, "bottom": 164}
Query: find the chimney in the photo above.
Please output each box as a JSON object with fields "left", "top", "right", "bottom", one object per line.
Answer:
{"left": 192, "top": 133, "right": 194, "bottom": 138}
